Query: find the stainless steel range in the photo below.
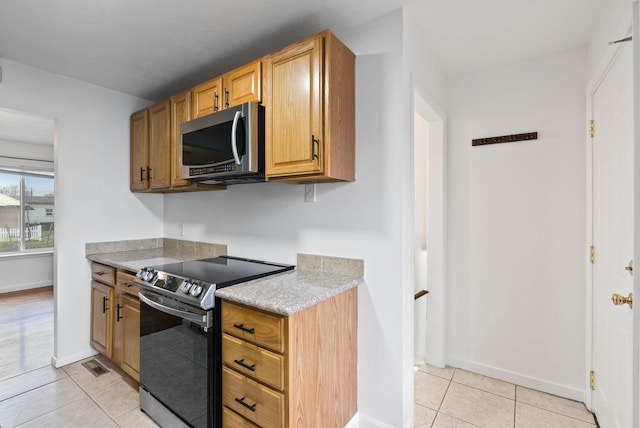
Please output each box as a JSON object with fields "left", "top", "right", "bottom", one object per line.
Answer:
{"left": 134, "top": 256, "right": 294, "bottom": 428}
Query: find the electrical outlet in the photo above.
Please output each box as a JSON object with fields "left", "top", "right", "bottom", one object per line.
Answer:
{"left": 304, "top": 184, "right": 316, "bottom": 203}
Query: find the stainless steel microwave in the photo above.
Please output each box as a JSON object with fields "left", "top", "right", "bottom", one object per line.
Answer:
{"left": 180, "top": 102, "right": 265, "bottom": 184}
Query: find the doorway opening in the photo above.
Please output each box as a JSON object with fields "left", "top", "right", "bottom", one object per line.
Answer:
{"left": 0, "top": 107, "right": 56, "bottom": 380}
{"left": 412, "top": 91, "right": 445, "bottom": 367}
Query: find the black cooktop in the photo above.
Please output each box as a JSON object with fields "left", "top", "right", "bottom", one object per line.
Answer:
{"left": 150, "top": 255, "right": 295, "bottom": 287}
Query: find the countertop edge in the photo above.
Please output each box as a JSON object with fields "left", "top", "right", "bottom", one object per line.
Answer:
{"left": 87, "top": 253, "right": 364, "bottom": 316}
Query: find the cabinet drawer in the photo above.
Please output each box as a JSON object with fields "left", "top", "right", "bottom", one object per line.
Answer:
{"left": 115, "top": 271, "right": 140, "bottom": 296}
{"left": 222, "top": 302, "right": 285, "bottom": 353}
{"left": 223, "top": 406, "right": 259, "bottom": 428}
{"left": 222, "top": 366, "right": 284, "bottom": 428}
{"left": 222, "top": 333, "right": 285, "bottom": 391}
{"left": 91, "top": 263, "right": 115, "bottom": 285}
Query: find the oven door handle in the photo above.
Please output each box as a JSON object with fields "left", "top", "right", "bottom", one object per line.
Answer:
{"left": 138, "top": 291, "right": 210, "bottom": 328}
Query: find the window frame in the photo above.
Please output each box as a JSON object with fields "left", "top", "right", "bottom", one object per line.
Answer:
{"left": 0, "top": 169, "right": 54, "bottom": 254}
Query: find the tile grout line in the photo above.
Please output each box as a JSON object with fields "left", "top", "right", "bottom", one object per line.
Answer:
{"left": 513, "top": 385, "right": 517, "bottom": 427}
{"left": 515, "top": 402, "right": 597, "bottom": 426}
{"left": 63, "top": 366, "right": 121, "bottom": 426}
{"left": 0, "top": 369, "right": 68, "bottom": 403}
{"left": 429, "top": 368, "right": 481, "bottom": 428}
{"left": 416, "top": 365, "right": 596, "bottom": 427}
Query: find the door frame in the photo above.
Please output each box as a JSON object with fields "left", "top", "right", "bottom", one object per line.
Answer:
{"left": 412, "top": 90, "right": 446, "bottom": 367}
{"left": 584, "top": 15, "right": 638, "bottom": 427}
{"left": 632, "top": 2, "right": 640, "bottom": 425}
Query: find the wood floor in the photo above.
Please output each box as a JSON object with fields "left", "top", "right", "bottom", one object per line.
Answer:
{"left": 0, "top": 286, "right": 54, "bottom": 382}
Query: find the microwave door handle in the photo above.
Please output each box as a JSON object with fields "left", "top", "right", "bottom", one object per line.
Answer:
{"left": 231, "top": 110, "right": 242, "bottom": 165}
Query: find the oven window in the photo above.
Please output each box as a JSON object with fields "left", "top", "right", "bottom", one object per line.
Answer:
{"left": 182, "top": 118, "right": 246, "bottom": 166}
{"left": 140, "top": 302, "right": 211, "bottom": 428}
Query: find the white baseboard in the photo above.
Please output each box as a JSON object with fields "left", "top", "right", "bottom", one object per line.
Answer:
{"left": 51, "top": 349, "right": 98, "bottom": 368}
{"left": 1, "top": 281, "right": 53, "bottom": 294}
{"left": 354, "top": 413, "right": 399, "bottom": 428}
{"left": 448, "top": 358, "right": 587, "bottom": 402}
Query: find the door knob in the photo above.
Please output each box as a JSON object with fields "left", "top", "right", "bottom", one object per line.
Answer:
{"left": 625, "top": 260, "right": 633, "bottom": 275}
{"left": 611, "top": 293, "right": 633, "bottom": 308}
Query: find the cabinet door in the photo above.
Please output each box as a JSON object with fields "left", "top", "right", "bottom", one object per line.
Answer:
{"left": 224, "top": 60, "right": 262, "bottom": 109}
{"left": 90, "top": 281, "right": 113, "bottom": 358}
{"left": 114, "top": 291, "right": 140, "bottom": 381}
{"left": 192, "top": 77, "right": 223, "bottom": 118}
{"left": 130, "top": 109, "right": 149, "bottom": 191}
{"left": 266, "top": 35, "right": 323, "bottom": 177}
{"left": 148, "top": 100, "right": 171, "bottom": 190}
{"left": 170, "top": 91, "right": 192, "bottom": 187}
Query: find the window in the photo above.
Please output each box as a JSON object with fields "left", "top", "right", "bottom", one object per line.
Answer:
{"left": 0, "top": 172, "right": 54, "bottom": 253}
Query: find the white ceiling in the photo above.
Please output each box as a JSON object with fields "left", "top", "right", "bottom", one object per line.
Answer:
{"left": 0, "top": 0, "right": 606, "bottom": 145}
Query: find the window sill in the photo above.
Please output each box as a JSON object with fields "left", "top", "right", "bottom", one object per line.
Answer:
{"left": 0, "top": 250, "right": 54, "bottom": 261}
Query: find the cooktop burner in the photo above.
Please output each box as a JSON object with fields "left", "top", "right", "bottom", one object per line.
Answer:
{"left": 135, "top": 255, "right": 295, "bottom": 310}
{"left": 150, "top": 256, "right": 294, "bottom": 287}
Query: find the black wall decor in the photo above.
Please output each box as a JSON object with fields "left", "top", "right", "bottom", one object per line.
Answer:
{"left": 472, "top": 132, "right": 538, "bottom": 147}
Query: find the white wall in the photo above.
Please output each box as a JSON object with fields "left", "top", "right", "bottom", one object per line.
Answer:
{"left": 587, "top": 0, "right": 633, "bottom": 82}
{"left": 163, "top": 11, "right": 409, "bottom": 428}
{"left": 0, "top": 57, "right": 164, "bottom": 366}
{"left": 0, "top": 253, "right": 53, "bottom": 292}
{"left": 446, "top": 46, "right": 588, "bottom": 400}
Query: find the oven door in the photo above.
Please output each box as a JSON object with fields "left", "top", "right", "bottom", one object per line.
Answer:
{"left": 139, "top": 290, "right": 213, "bottom": 428}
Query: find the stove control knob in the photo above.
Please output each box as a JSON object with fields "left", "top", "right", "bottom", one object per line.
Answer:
{"left": 146, "top": 270, "right": 157, "bottom": 283}
{"left": 189, "top": 283, "right": 203, "bottom": 297}
{"left": 180, "top": 280, "right": 192, "bottom": 294}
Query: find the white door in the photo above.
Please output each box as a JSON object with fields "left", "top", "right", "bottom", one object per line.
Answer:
{"left": 591, "top": 41, "right": 634, "bottom": 428}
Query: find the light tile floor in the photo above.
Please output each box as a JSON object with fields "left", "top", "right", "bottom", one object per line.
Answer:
{"left": 0, "top": 354, "right": 158, "bottom": 428}
{"left": 415, "top": 364, "right": 598, "bottom": 428}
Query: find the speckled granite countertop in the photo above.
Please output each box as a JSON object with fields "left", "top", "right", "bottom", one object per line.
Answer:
{"left": 215, "top": 269, "right": 362, "bottom": 316}
{"left": 87, "top": 241, "right": 363, "bottom": 316}
{"left": 86, "top": 249, "right": 184, "bottom": 273}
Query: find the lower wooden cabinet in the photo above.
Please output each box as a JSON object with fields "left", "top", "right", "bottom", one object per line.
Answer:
{"left": 89, "top": 263, "right": 140, "bottom": 381}
{"left": 221, "top": 287, "right": 357, "bottom": 427}
{"left": 90, "top": 280, "right": 113, "bottom": 358}
{"left": 113, "top": 291, "right": 140, "bottom": 380}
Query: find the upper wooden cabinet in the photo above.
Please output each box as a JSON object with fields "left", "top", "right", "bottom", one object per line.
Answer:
{"left": 265, "top": 30, "right": 355, "bottom": 183}
{"left": 130, "top": 30, "right": 355, "bottom": 190}
{"left": 224, "top": 61, "right": 262, "bottom": 109}
{"left": 191, "top": 60, "right": 262, "bottom": 119}
{"left": 130, "top": 109, "right": 149, "bottom": 192}
{"left": 148, "top": 100, "right": 172, "bottom": 190}
{"left": 130, "top": 100, "right": 171, "bottom": 191}
{"left": 130, "top": 94, "right": 224, "bottom": 193}
{"left": 191, "top": 77, "right": 223, "bottom": 119}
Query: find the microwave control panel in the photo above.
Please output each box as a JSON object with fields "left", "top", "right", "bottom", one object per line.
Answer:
{"left": 190, "top": 163, "right": 235, "bottom": 176}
